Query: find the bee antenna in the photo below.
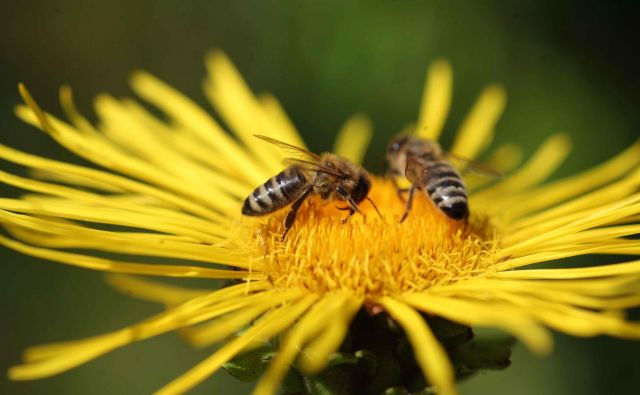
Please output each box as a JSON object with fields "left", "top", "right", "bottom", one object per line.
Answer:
{"left": 366, "top": 196, "right": 383, "bottom": 220}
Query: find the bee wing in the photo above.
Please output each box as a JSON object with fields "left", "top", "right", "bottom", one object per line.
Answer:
{"left": 403, "top": 155, "right": 424, "bottom": 178}
{"left": 254, "top": 135, "right": 322, "bottom": 161}
{"left": 283, "top": 157, "right": 344, "bottom": 178}
{"left": 443, "top": 152, "right": 503, "bottom": 178}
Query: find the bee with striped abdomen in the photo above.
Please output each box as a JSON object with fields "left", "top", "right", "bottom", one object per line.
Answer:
{"left": 386, "top": 135, "right": 499, "bottom": 222}
{"left": 243, "top": 135, "right": 378, "bottom": 240}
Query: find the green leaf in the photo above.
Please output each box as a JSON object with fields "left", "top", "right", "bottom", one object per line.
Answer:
{"left": 382, "top": 386, "right": 410, "bottom": 395}
{"left": 222, "top": 345, "right": 276, "bottom": 382}
{"left": 451, "top": 329, "right": 514, "bottom": 378}
{"left": 298, "top": 350, "right": 380, "bottom": 395}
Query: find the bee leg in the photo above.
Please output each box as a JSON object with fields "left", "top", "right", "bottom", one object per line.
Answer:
{"left": 399, "top": 185, "right": 417, "bottom": 223}
{"left": 282, "top": 188, "right": 312, "bottom": 241}
{"left": 347, "top": 198, "right": 367, "bottom": 223}
{"left": 341, "top": 208, "right": 355, "bottom": 224}
{"left": 335, "top": 187, "right": 365, "bottom": 223}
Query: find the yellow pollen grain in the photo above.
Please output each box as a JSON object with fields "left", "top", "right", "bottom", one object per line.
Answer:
{"left": 244, "top": 178, "right": 499, "bottom": 298}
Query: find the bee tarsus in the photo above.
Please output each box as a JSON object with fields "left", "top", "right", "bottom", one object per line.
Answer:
{"left": 399, "top": 185, "right": 417, "bottom": 223}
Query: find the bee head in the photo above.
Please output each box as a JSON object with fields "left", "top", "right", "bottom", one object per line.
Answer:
{"left": 387, "top": 135, "right": 410, "bottom": 157}
{"left": 386, "top": 135, "right": 411, "bottom": 175}
{"left": 351, "top": 172, "right": 371, "bottom": 204}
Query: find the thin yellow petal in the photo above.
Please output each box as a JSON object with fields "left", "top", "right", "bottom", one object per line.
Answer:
{"left": 156, "top": 292, "right": 315, "bottom": 395}
{"left": 298, "top": 295, "right": 362, "bottom": 374}
{"left": 486, "top": 276, "right": 640, "bottom": 297}
{"left": 497, "top": 259, "right": 640, "bottom": 280}
{"left": 472, "top": 134, "right": 571, "bottom": 208}
{"left": 508, "top": 167, "right": 640, "bottom": 237}
{"left": 496, "top": 246, "right": 640, "bottom": 272}
{"left": 3, "top": 215, "right": 251, "bottom": 268}
{"left": 485, "top": 143, "right": 524, "bottom": 173}
{"left": 416, "top": 59, "right": 452, "bottom": 141}
{"left": 129, "top": 71, "right": 269, "bottom": 185}
{"left": 108, "top": 279, "right": 270, "bottom": 308}
{"left": 9, "top": 331, "right": 131, "bottom": 380}
{"left": 451, "top": 84, "right": 506, "bottom": 159}
{"left": 22, "top": 286, "right": 255, "bottom": 363}
{"left": 486, "top": 291, "right": 640, "bottom": 338}
{"left": 253, "top": 294, "right": 346, "bottom": 395}
{"left": 29, "top": 168, "right": 123, "bottom": 193}
{"left": 402, "top": 293, "right": 552, "bottom": 356}
{"left": 436, "top": 279, "right": 639, "bottom": 310}
{"left": 0, "top": 141, "right": 223, "bottom": 223}
{"left": 259, "top": 93, "right": 306, "bottom": 149}
{"left": 183, "top": 290, "right": 305, "bottom": 348}
{"left": 471, "top": 276, "right": 640, "bottom": 310}
{"left": 94, "top": 94, "right": 250, "bottom": 199}
{"left": 379, "top": 297, "right": 457, "bottom": 395}
{"left": 497, "top": 194, "right": 640, "bottom": 262}
{"left": 0, "top": 235, "right": 257, "bottom": 280}
{"left": 58, "top": 85, "right": 98, "bottom": 134}
{"left": 15, "top": 95, "right": 238, "bottom": 214}
{"left": 0, "top": 196, "right": 222, "bottom": 244}
{"left": 466, "top": 143, "right": 523, "bottom": 191}
{"left": 119, "top": 98, "right": 234, "bottom": 176}
{"left": 332, "top": 114, "right": 373, "bottom": 165}
{"left": 105, "top": 275, "right": 214, "bottom": 306}
{"left": 11, "top": 284, "right": 272, "bottom": 379}
{"left": 203, "top": 51, "right": 288, "bottom": 174}
{"left": 505, "top": 140, "right": 640, "bottom": 219}
{"left": 526, "top": 224, "right": 640, "bottom": 248}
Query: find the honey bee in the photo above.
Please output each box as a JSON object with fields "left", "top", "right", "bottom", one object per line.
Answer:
{"left": 386, "top": 135, "right": 500, "bottom": 222}
{"left": 242, "top": 135, "right": 378, "bottom": 240}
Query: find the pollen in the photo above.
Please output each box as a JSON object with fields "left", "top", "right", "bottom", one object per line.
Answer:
{"left": 245, "top": 178, "right": 499, "bottom": 298}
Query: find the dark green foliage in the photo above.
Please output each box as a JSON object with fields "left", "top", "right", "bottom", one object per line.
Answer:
{"left": 223, "top": 310, "right": 514, "bottom": 394}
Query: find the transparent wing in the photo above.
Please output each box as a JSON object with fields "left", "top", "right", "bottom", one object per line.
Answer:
{"left": 283, "top": 157, "right": 344, "bottom": 178}
{"left": 254, "top": 135, "right": 322, "bottom": 161}
{"left": 444, "top": 152, "right": 503, "bottom": 178}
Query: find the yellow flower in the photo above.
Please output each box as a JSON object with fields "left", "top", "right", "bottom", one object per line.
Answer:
{"left": 4, "top": 51, "right": 640, "bottom": 395}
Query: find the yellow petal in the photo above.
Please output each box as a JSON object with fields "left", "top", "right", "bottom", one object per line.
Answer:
{"left": 0, "top": 235, "right": 256, "bottom": 280}
{"left": 333, "top": 114, "right": 373, "bottom": 165}
{"left": 416, "top": 59, "right": 452, "bottom": 141}
{"left": 0, "top": 141, "right": 222, "bottom": 222}
{"left": 379, "top": 297, "right": 457, "bottom": 395}
{"left": 472, "top": 134, "right": 571, "bottom": 209}
{"left": 130, "top": 71, "right": 269, "bottom": 185}
{"left": 105, "top": 275, "right": 216, "bottom": 305}
{"left": 403, "top": 293, "right": 552, "bottom": 356}
{"left": 451, "top": 84, "right": 506, "bottom": 159}
{"left": 253, "top": 294, "right": 346, "bottom": 395}
{"left": 9, "top": 331, "right": 131, "bottom": 380}
{"left": 156, "top": 292, "right": 314, "bottom": 395}
{"left": 183, "top": 290, "right": 304, "bottom": 348}
{"left": 259, "top": 93, "right": 306, "bottom": 149}
{"left": 497, "top": 259, "right": 640, "bottom": 280}
{"left": 297, "top": 295, "right": 362, "bottom": 374}
{"left": 505, "top": 139, "right": 640, "bottom": 219}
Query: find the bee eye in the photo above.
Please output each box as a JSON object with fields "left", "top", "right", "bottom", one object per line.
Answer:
{"left": 353, "top": 175, "right": 371, "bottom": 202}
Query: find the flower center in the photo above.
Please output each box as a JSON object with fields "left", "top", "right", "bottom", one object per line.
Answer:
{"left": 245, "top": 177, "right": 498, "bottom": 298}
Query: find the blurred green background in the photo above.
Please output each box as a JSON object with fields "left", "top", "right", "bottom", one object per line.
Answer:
{"left": 1, "top": 1, "right": 639, "bottom": 394}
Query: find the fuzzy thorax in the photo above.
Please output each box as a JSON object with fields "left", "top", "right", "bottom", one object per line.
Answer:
{"left": 245, "top": 177, "right": 499, "bottom": 298}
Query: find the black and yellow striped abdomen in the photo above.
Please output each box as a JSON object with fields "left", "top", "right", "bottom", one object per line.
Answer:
{"left": 242, "top": 167, "right": 308, "bottom": 216}
{"left": 423, "top": 161, "right": 468, "bottom": 220}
